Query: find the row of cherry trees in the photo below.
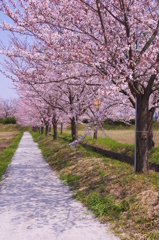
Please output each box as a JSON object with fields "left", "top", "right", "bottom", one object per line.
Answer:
{"left": 0, "top": 0, "right": 158, "bottom": 172}
{"left": 0, "top": 25, "right": 130, "bottom": 140}
{"left": 12, "top": 60, "right": 127, "bottom": 140}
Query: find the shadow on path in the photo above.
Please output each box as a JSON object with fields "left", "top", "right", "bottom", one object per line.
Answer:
{"left": 0, "top": 132, "right": 120, "bottom": 240}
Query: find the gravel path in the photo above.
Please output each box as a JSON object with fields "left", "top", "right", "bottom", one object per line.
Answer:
{"left": 0, "top": 132, "right": 120, "bottom": 240}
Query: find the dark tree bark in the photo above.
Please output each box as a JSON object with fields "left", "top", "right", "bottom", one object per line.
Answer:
{"left": 94, "top": 127, "right": 97, "bottom": 139}
{"left": 45, "top": 123, "right": 49, "bottom": 136}
{"left": 53, "top": 122, "right": 57, "bottom": 139}
{"left": 128, "top": 74, "right": 156, "bottom": 173}
{"left": 41, "top": 126, "right": 44, "bottom": 134}
{"left": 69, "top": 91, "right": 78, "bottom": 141}
{"left": 71, "top": 116, "right": 78, "bottom": 141}
{"left": 148, "top": 108, "right": 155, "bottom": 150}
{"left": 52, "top": 114, "right": 58, "bottom": 140}
{"left": 61, "top": 122, "right": 63, "bottom": 134}
{"left": 32, "top": 126, "right": 38, "bottom": 132}
{"left": 136, "top": 95, "right": 149, "bottom": 172}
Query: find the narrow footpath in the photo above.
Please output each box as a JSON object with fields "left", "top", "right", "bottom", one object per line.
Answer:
{"left": 0, "top": 132, "right": 120, "bottom": 240}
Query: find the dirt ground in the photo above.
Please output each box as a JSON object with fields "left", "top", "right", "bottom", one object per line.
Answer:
{"left": 0, "top": 132, "right": 19, "bottom": 153}
{"left": 0, "top": 132, "right": 19, "bottom": 140}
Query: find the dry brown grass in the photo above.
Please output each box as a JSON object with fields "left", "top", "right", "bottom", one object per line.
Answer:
{"left": 153, "top": 131, "right": 159, "bottom": 148}
{"left": 0, "top": 132, "right": 19, "bottom": 153}
{"left": 0, "top": 132, "right": 19, "bottom": 140}
{"left": 64, "top": 128, "right": 159, "bottom": 147}
{"left": 107, "top": 130, "right": 159, "bottom": 148}
{"left": 0, "top": 141, "right": 11, "bottom": 152}
{"left": 107, "top": 130, "right": 135, "bottom": 144}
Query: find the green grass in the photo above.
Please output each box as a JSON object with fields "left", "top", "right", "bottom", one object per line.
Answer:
{"left": 66, "top": 123, "right": 86, "bottom": 131}
{"left": 102, "top": 119, "right": 159, "bottom": 131}
{"left": 0, "top": 131, "right": 23, "bottom": 180}
{"left": 102, "top": 121, "right": 135, "bottom": 130}
{"left": 73, "top": 192, "right": 129, "bottom": 220}
{"left": 31, "top": 131, "right": 159, "bottom": 239}
{"left": 60, "top": 173, "right": 82, "bottom": 187}
{"left": 149, "top": 147, "right": 159, "bottom": 164}
{"left": 41, "top": 126, "right": 159, "bottom": 165}
{"left": 83, "top": 134, "right": 159, "bottom": 165}
{"left": 63, "top": 120, "right": 159, "bottom": 133}
{"left": 83, "top": 136, "right": 135, "bottom": 156}
{"left": 152, "top": 121, "right": 159, "bottom": 130}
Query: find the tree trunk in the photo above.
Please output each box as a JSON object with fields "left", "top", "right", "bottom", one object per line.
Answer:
{"left": 41, "top": 126, "right": 44, "bottom": 134}
{"left": 45, "top": 124, "right": 49, "bottom": 136}
{"left": 61, "top": 122, "right": 63, "bottom": 134}
{"left": 94, "top": 127, "right": 97, "bottom": 139}
{"left": 136, "top": 96, "right": 149, "bottom": 173}
{"left": 71, "top": 117, "right": 78, "bottom": 141}
{"left": 49, "top": 125, "right": 51, "bottom": 132}
{"left": 148, "top": 108, "right": 155, "bottom": 150}
{"left": 53, "top": 122, "right": 57, "bottom": 139}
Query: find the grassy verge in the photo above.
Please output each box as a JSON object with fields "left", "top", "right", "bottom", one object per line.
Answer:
{"left": 31, "top": 131, "right": 159, "bottom": 240}
{"left": 0, "top": 131, "right": 23, "bottom": 180}
{"left": 149, "top": 148, "right": 159, "bottom": 164}
{"left": 83, "top": 135, "right": 159, "bottom": 165}
{"left": 83, "top": 137, "right": 135, "bottom": 157}
{"left": 62, "top": 124, "right": 159, "bottom": 164}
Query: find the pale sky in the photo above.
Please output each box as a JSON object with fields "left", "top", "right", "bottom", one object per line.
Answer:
{"left": 0, "top": 11, "right": 18, "bottom": 100}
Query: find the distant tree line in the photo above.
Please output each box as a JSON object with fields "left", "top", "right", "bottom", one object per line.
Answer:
{"left": 0, "top": 98, "right": 17, "bottom": 124}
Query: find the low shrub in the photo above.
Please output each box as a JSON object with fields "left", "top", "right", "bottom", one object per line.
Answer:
{"left": 0, "top": 118, "right": 4, "bottom": 123}
{"left": 4, "top": 117, "right": 16, "bottom": 124}
{"left": 82, "top": 118, "right": 89, "bottom": 124}
{"left": 129, "top": 119, "right": 135, "bottom": 125}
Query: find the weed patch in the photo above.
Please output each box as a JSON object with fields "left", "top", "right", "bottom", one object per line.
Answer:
{"left": 60, "top": 173, "right": 82, "bottom": 188}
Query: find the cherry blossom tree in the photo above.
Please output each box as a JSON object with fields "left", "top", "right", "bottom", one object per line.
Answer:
{"left": 0, "top": 0, "right": 158, "bottom": 172}
{"left": 0, "top": 37, "right": 101, "bottom": 140}
{"left": 0, "top": 98, "right": 17, "bottom": 119}
{"left": 85, "top": 88, "right": 134, "bottom": 139}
